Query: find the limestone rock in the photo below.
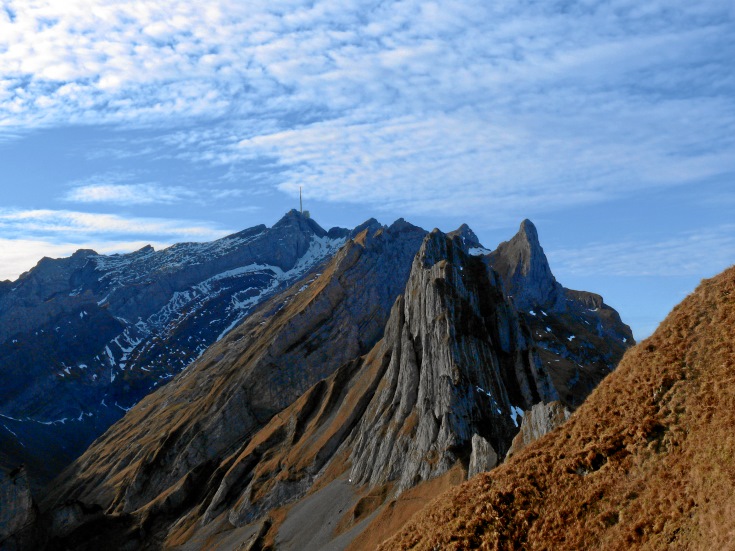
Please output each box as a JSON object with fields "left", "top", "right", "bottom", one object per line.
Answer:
{"left": 468, "top": 434, "right": 499, "bottom": 478}
{"left": 0, "top": 467, "right": 39, "bottom": 550}
{"left": 486, "top": 220, "right": 635, "bottom": 408}
{"left": 42, "top": 219, "right": 427, "bottom": 516}
{"left": 507, "top": 401, "right": 572, "bottom": 457}
{"left": 487, "top": 219, "right": 562, "bottom": 312}
{"left": 348, "top": 229, "right": 555, "bottom": 493}
{"left": 0, "top": 211, "right": 349, "bottom": 488}
{"left": 28, "top": 219, "right": 635, "bottom": 550}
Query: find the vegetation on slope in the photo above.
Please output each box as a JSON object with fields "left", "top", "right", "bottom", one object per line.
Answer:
{"left": 384, "top": 265, "right": 735, "bottom": 550}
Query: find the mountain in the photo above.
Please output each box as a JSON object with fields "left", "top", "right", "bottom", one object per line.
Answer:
{"left": 12, "top": 219, "right": 633, "bottom": 550}
{"left": 487, "top": 219, "right": 633, "bottom": 407}
{"left": 0, "top": 210, "right": 351, "bottom": 488}
{"left": 385, "top": 265, "right": 735, "bottom": 550}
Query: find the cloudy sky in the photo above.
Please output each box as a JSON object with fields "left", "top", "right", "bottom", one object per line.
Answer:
{"left": 1, "top": 0, "right": 733, "bottom": 338}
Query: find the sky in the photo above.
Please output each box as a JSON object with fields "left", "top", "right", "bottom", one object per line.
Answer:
{"left": 1, "top": 0, "right": 733, "bottom": 340}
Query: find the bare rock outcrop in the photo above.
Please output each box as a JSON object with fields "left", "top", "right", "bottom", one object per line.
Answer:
{"left": 507, "top": 400, "right": 572, "bottom": 457}
{"left": 486, "top": 219, "right": 635, "bottom": 408}
{"left": 0, "top": 467, "right": 39, "bottom": 550}
{"left": 42, "top": 219, "right": 427, "bottom": 517}
{"left": 468, "top": 434, "right": 499, "bottom": 478}
{"left": 25, "top": 219, "right": 634, "bottom": 551}
{"left": 348, "top": 229, "right": 556, "bottom": 493}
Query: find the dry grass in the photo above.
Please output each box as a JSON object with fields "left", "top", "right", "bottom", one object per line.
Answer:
{"left": 383, "top": 265, "right": 735, "bottom": 550}
{"left": 348, "top": 463, "right": 467, "bottom": 551}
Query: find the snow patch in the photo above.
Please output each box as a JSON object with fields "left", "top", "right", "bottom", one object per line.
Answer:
{"left": 510, "top": 405, "right": 525, "bottom": 427}
{"left": 468, "top": 246, "right": 492, "bottom": 256}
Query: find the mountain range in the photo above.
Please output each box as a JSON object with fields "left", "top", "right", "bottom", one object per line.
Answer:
{"left": 0, "top": 212, "right": 636, "bottom": 550}
{"left": 1, "top": 211, "right": 351, "bottom": 488}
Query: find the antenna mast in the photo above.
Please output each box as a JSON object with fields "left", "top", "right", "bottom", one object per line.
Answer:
{"left": 300, "top": 186, "right": 303, "bottom": 214}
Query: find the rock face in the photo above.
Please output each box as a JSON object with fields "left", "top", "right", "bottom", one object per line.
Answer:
{"left": 385, "top": 264, "right": 735, "bottom": 551}
{"left": 486, "top": 219, "right": 634, "bottom": 407}
{"left": 0, "top": 210, "right": 349, "bottom": 487}
{"left": 487, "top": 219, "right": 562, "bottom": 311}
{"left": 0, "top": 467, "right": 39, "bottom": 551}
{"left": 347, "top": 230, "right": 553, "bottom": 493}
{"left": 8, "top": 218, "right": 633, "bottom": 551}
{"left": 507, "top": 401, "right": 572, "bottom": 457}
{"left": 468, "top": 435, "right": 499, "bottom": 479}
{"left": 41, "top": 219, "right": 427, "bottom": 517}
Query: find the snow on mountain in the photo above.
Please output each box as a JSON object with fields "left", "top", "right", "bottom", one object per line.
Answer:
{"left": 0, "top": 211, "right": 348, "bottom": 488}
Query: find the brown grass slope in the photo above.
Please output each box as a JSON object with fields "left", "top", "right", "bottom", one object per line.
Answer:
{"left": 384, "top": 265, "right": 735, "bottom": 550}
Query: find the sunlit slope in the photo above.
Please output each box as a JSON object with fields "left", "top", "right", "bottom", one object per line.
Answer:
{"left": 386, "top": 265, "right": 735, "bottom": 550}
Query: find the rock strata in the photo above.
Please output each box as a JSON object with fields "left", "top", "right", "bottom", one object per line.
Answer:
{"left": 0, "top": 211, "right": 350, "bottom": 487}
{"left": 507, "top": 401, "right": 572, "bottom": 457}
{"left": 0, "top": 467, "right": 39, "bottom": 551}
{"left": 11, "top": 218, "right": 634, "bottom": 551}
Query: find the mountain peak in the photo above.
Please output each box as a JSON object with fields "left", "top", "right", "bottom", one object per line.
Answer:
{"left": 487, "top": 219, "right": 561, "bottom": 311}
{"left": 447, "top": 223, "right": 481, "bottom": 248}
{"left": 387, "top": 265, "right": 735, "bottom": 551}
{"left": 519, "top": 218, "right": 539, "bottom": 245}
{"left": 272, "top": 209, "right": 327, "bottom": 237}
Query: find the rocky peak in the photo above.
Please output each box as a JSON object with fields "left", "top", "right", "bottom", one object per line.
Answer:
{"left": 272, "top": 208, "right": 327, "bottom": 238}
{"left": 349, "top": 217, "right": 383, "bottom": 239}
{"left": 487, "top": 218, "right": 562, "bottom": 311}
{"left": 348, "top": 229, "right": 555, "bottom": 493}
{"left": 447, "top": 223, "right": 481, "bottom": 248}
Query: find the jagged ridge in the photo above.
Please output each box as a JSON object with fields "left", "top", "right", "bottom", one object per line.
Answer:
{"left": 384, "top": 265, "right": 735, "bottom": 550}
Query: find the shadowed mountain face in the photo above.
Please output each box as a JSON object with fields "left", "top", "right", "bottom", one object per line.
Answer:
{"left": 13, "top": 220, "right": 634, "bottom": 551}
{"left": 385, "top": 265, "right": 735, "bottom": 551}
{"left": 0, "top": 210, "right": 351, "bottom": 488}
{"left": 487, "top": 219, "right": 633, "bottom": 407}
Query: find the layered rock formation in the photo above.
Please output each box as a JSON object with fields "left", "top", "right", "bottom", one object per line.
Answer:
{"left": 39, "top": 220, "right": 426, "bottom": 524}
{"left": 486, "top": 219, "right": 633, "bottom": 407}
{"left": 506, "top": 401, "right": 571, "bottom": 457}
{"left": 13, "top": 220, "right": 635, "bottom": 550}
{"left": 385, "top": 264, "right": 735, "bottom": 550}
{"left": 0, "top": 211, "right": 350, "bottom": 487}
{"left": 0, "top": 467, "right": 39, "bottom": 551}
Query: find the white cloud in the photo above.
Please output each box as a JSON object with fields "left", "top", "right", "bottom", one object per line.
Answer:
{"left": 0, "top": 207, "right": 231, "bottom": 240}
{"left": 0, "top": 0, "right": 733, "bottom": 220}
{"left": 65, "top": 183, "right": 197, "bottom": 205}
{"left": 549, "top": 225, "right": 735, "bottom": 278}
{"left": 0, "top": 238, "right": 173, "bottom": 281}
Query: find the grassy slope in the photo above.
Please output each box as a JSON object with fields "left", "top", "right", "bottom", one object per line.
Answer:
{"left": 384, "top": 265, "right": 735, "bottom": 550}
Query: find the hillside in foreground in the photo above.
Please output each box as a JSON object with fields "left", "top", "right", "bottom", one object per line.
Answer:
{"left": 385, "top": 265, "right": 735, "bottom": 550}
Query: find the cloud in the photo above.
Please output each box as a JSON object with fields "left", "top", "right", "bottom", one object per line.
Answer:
{"left": 65, "top": 183, "right": 197, "bottom": 205}
{"left": 0, "top": 208, "right": 237, "bottom": 280}
{"left": 548, "top": 225, "right": 735, "bottom": 278}
{"left": 0, "top": 0, "right": 733, "bottom": 220}
{"left": 0, "top": 208, "right": 231, "bottom": 240}
{"left": 62, "top": 172, "right": 247, "bottom": 206}
{"left": 0, "top": 238, "right": 173, "bottom": 281}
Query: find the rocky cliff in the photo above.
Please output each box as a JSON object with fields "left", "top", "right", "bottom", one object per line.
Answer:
{"left": 0, "top": 210, "right": 350, "bottom": 487}
{"left": 17, "top": 220, "right": 634, "bottom": 550}
{"left": 39, "top": 219, "right": 426, "bottom": 518}
{"left": 486, "top": 219, "right": 633, "bottom": 407}
{"left": 385, "top": 264, "right": 735, "bottom": 550}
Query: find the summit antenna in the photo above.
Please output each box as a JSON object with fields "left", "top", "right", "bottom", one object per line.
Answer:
{"left": 299, "top": 186, "right": 311, "bottom": 219}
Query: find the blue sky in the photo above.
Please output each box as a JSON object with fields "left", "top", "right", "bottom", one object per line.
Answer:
{"left": 1, "top": 0, "right": 733, "bottom": 339}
